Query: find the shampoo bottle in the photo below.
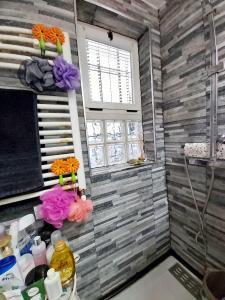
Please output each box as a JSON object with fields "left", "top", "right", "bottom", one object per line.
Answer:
{"left": 50, "top": 241, "right": 75, "bottom": 287}
{"left": 44, "top": 268, "right": 62, "bottom": 300}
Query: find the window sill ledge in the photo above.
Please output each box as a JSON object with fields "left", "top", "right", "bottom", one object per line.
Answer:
{"left": 90, "top": 161, "right": 154, "bottom": 177}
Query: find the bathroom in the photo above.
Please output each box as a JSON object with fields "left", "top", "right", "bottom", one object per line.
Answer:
{"left": 0, "top": 0, "right": 225, "bottom": 299}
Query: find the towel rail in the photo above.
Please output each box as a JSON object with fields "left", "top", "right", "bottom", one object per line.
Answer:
{"left": 0, "top": 26, "right": 86, "bottom": 206}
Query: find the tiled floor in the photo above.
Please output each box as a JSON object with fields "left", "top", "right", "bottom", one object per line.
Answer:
{"left": 112, "top": 256, "right": 199, "bottom": 300}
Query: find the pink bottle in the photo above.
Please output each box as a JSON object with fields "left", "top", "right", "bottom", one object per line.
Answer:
{"left": 31, "top": 236, "right": 47, "bottom": 266}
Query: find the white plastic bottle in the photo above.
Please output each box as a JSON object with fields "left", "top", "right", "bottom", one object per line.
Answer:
{"left": 18, "top": 214, "right": 36, "bottom": 255}
{"left": 44, "top": 268, "right": 62, "bottom": 300}
{"left": 14, "top": 248, "right": 35, "bottom": 282}
{"left": 31, "top": 236, "right": 47, "bottom": 266}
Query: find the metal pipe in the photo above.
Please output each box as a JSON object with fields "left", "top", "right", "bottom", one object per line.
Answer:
{"left": 148, "top": 26, "right": 157, "bottom": 161}
{"left": 207, "top": 0, "right": 218, "bottom": 160}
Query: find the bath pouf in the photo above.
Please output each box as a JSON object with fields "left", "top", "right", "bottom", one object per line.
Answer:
{"left": 18, "top": 56, "right": 56, "bottom": 92}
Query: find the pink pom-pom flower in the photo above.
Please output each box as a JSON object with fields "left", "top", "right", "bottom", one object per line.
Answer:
{"left": 68, "top": 196, "right": 93, "bottom": 223}
{"left": 39, "top": 186, "right": 75, "bottom": 228}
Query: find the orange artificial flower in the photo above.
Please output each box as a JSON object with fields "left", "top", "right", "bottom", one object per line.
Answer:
{"left": 32, "top": 24, "right": 48, "bottom": 56}
{"left": 65, "top": 157, "right": 80, "bottom": 183}
{"left": 47, "top": 27, "right": 65, "bottom": 54}
{"left": 65, "top": 157, "right": 80, "bottom": 173}
{"left": 32, "top": 24, "right": 48, "bottom": 41}
{"left": 47, "top": 27, "right": 65, "bottom": 44}
{"left": 51, "top": 159, "right": 67, "bottom": 176}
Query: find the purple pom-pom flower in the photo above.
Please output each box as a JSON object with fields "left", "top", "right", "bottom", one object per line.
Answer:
{"left": 53, "top": 56, "right": 80, "bottom": 91}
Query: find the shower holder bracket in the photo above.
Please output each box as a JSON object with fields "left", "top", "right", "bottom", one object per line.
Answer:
{"left": 207, "top": 61, "right": 224, "bottom": 77}
{"left": 203, "top": 3, "right": 216, "bottom": 18}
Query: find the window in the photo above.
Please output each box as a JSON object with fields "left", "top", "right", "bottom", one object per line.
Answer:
{"left": 77, "top": 22, "right": 143, "bottom": 168}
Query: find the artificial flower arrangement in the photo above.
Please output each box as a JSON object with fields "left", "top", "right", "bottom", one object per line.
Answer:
{"left": 38, "top": 157, "right": 93, "bottom": 229}
{"left": 19, "top": 24, "right": 81, "bottom": 92}
{"left": 32, "top": 24, "right": 65, "bottom": 55}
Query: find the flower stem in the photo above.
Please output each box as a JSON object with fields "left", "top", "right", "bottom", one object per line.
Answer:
{"left": 71, "top": 172, "right": 76, "bottom": 183}
{"left": 56, "top": 40, "right": 63, "bottom": 55}
{"left": 39, "top": 36, "right": 46, "bottom": 56}
{"left": 59, "top": 175, "right": 63, "bottom": 186}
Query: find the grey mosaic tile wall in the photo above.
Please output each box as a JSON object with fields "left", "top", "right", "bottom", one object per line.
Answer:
{"left": 160, "top": 0, "right": 225, "bottom": 274}
{"left": 91, "top": 163, "right": 169, "bottom": 297}
{"left": 0, "top": 0, "right": 169, "bottom": 299}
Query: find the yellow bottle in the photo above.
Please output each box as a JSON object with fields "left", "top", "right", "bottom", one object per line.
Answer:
{"left": 50, "top": 240, "right": 75, "bottom": 287}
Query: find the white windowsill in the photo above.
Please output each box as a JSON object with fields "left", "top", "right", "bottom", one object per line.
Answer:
{"left": 90, "top": 160, "right": 154, "bottom": 177}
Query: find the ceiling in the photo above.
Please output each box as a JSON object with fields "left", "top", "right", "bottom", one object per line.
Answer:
{"left": 145, "top": 0, "right": 166, "bottom": 9}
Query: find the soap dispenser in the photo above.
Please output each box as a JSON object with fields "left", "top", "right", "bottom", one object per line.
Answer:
{"left": 44, "top": 268, "right": 62, "bottom": 300}
{"left": 31, "top": 236, "right": 47, "bottom": 266}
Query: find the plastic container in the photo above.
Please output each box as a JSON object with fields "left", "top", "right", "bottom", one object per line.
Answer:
{"left": 50, "top": 241, "right": 75, "bottom": 287}
{"left": 18, "top": 214, "right": 36, "bottom": 255}
{"left": 25, "top": 265, "right": 49, "bottom": 286}
{"left": 0, "top": 225, "right": 13, "bottom": 258}
{"left": 15, "top": 249, "right": 35, "bottom": 282}
{"left": 31, "top": 236, "right": 47, "bottom": 266}
{"left": 9, "top": 221, "right": 19, "bottom": 250}
{"left": 44, "top": 268, "right": 62, "bottom": 300}
{"left": 0, "top": 256, "right": 24, "bottom": 291}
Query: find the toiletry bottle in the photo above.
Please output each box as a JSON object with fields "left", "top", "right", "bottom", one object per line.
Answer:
{"left": 31, "top": 236, "right": 47, "bottom": 266}
{"left": 44, "top": 268, "right": 62, "bottom": 300}
{"left": 9, "top": 221, "right": 18, "bottom": 250}
{"left": 14, "top": 248, "right": 35, "bottom": 282}
{"left": 50, "top": 241, "right": 75, "bottom": 287}
{"left": 0, "top": 225, "right": 13, "bottom": 258}
{"left": 18, "top": 214, "right": 36, "bottom": 255}
{"left": 46, "top": 230, "right": 68, "bottom": 265}
{"left": 0, "top": 255, "right": 24, "bottom": 291}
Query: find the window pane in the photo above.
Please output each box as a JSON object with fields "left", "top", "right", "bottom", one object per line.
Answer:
{"left": 106, "top": 121, "right": 124, "bottom": 142}
{"left": 127, "top": 121, "right": 142, "bottom": 141}
{"left": 107, "top": 144, "right": 125, "bottom": 165}
{"left": 89, "top": 145, "right": 105, "bottom": 168}
{"left": 128, "top": 143, "right": 141, "bottom": 160}
{"left": 86, "top": 39, "right": 133, "bottom": 104}
{"left": 87, "top": 121, "right": 103, "bottom": 144}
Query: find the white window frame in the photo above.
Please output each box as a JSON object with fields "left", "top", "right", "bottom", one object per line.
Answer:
{"left": 77, "top": 22, "right": 142, "bottom": 115}
{"left": 77, "top": 22, "right": 143, "bottom": 168}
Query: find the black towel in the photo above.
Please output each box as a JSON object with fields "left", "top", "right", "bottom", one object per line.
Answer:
{"left": 0, "top": 89, "right": 43, "bottom": 199}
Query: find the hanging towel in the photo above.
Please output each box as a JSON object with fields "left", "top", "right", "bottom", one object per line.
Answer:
{"left": 0, "top": 89, "right": 43, "bottom": 199}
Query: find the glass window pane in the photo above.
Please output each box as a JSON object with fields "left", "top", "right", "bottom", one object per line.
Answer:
{"left": 127, "top": 121, "right": 142, "bottom": 141}
{"left": 107, "top": 144, "right": 125, "bottom": 165}
{"left": 87, "top": 121, "right": 103, "bottom": 144}
{"left": 89, "top": 145, "right": 105, "bottom": 168}
{"left": 106, "top": 121, "right": 124, "bottom": 142}
{"left": 128, "top": 143, "right": 141, "bottom": 160}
